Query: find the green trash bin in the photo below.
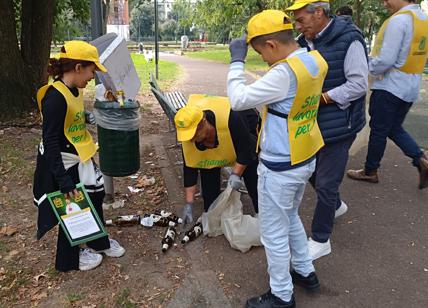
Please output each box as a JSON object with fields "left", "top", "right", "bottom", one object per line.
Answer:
{"left": 93, "top": 100, "right": 140, "bottom": 177}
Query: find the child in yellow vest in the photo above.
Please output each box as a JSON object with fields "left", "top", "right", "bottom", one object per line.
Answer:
{"left": 227, "top": 10, "right": 328, "bottom": 308}
{"left": 33, "top": 41, "right": 125, "bottom": 272}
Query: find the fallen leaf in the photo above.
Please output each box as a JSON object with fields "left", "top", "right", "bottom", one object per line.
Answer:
{"left": 135, "top": 175, "right": 156, "bottom": 188}
{"left": 4, "top": 249, "right": 19, "bottom": 261}
{"left": 31, "top": 291, "right": 48, "bottom": 301}
{"left": 0, "top": 226, "right": 17, "bottom": 236}
{"left": 34, "top": 273, "right": 47, "bottom": 283}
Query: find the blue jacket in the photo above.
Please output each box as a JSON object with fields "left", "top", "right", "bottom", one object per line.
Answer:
{"left": 298, "top": 16, "right": 367, "bottom": 144}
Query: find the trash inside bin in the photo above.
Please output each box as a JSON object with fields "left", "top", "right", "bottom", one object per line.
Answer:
{"left": 94, "top": 100, "right": 140, "bottom": 177}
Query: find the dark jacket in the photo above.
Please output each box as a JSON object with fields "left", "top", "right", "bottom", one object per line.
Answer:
{"left": 33, "top": 84, "right": 80, "bottom": 239}
{"left": 298, "top": 16, "right": 367, "bottom": 144}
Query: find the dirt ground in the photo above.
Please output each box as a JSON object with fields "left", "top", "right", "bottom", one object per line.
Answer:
{"left": 2, "top": 54, "right": 428, "bottom": 308}
{"left": 0, "top": 93, "right": 194, "bottom": 307}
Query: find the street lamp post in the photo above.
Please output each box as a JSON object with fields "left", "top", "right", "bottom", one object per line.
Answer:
{"left": 154, "top": 0, "right": 159, "bottom": 79}
{"left": 90, "top": 0, "right": 104, "bottom": 40}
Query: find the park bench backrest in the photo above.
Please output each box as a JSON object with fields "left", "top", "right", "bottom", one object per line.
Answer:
{"left": 150, "top": 86, "right": 177, "bottom": 122}
{"left": 165, "top": 92, "right": 187, "bottom": 110}
{"left": 149, "top": 71, "right": 188, "bottom": 134}
{"left": 149, "top": 72, "right": 161, "bottom": 93}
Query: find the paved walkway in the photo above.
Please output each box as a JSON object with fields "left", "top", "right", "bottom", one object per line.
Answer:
{"left": 153, "top": 53, "right": 428, "bottom": 308}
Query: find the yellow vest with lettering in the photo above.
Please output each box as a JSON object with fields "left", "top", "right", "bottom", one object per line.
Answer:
{"left": 258, "top": 51, "right": 327, "bottom": 165}
{"left": 182, "top": 94, "right": 236, "bottom": 169}
{"left": 372, "top": 10, "right": 428, "bottom": 74}
{"left": 36, "top": 81, "right": 98, "bottom": 163}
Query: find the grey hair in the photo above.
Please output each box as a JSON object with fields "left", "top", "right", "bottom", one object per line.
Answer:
{"left": 306, "top": 2, "right": 331, "bottom": 16}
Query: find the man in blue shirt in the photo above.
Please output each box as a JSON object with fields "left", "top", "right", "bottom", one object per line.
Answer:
{"left": 347, "top": 0, "right": 428, "bottom": 189}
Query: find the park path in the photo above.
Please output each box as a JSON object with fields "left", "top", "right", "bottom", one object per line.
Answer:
{"left": 152, "top": 53, "right": 428, "bottom": 308}
{"left": 159, "top": 52, "right": 256, "bottom": 96}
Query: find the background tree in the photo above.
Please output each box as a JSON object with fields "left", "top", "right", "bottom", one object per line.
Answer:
{"left": 193, "top": 0, "right": 293, "bottom": 42}
{"left": 329, "top": 0, "right": 388, "bottom": 50}
{"left": 0, "top": 0, "right": 90, "bottom": 122}
{"left": 160, "top": 18, "right": 178, "bottom": 40}
{"left": 170, "top": 0, "right": 195, "bottom": 39}
{"left": 130, "top": 1, "right": 155, "bottom": 41}
{"left": 192, "top": 0, "right": 389, "bottom": 44}
{"left": 52, "top": 0, "right": 91, "bottom": 44}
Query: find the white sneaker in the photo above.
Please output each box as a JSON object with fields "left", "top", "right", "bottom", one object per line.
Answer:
{"left": 308, "top": 237, "right": 331, "bottom": 260}
{"left": 102, "top": 200, "right": 125, "bottom": 210}
{"left": 79, "top": 248, "right": 103, "bottom": 271}
{"left": 98, "top": 238, "right": 126, "bottom": 258}
{"left": 335, "top": 201, "right": 348, "bottom": 218}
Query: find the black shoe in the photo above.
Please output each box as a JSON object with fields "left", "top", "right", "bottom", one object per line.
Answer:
{"left": 246, "top": 290, "right": 295, "bottom": 308}
{"left": 291, "top": 270, "right": 320, "bottom": 291}
{"left": 418, "top": 156, "right": 428, "bottom": 189}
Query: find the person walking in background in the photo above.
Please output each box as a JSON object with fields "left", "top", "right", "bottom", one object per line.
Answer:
{"left": 336, "top": 5, "right": 353, "bottom": 17}
{"left": 286, "top": 0, "right": 368, "bottom": 260}
{"left": 33, "top": 41, "right": 125, "bottom": 272}
{"left": 228, "top": 10, "right": 328, "bottom": 308}
{"left": 347, "top": 0, "right": 428, "bottom": 189}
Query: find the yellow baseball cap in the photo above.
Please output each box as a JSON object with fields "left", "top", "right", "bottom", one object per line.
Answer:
{"left": 174, "top": 105, "right": 204, "bottom": 142}
{"left": 60, "top": 41, "right": 107, "bottom": 73}
{"left": 247, "top": 10, "right": 294, "bottom": 43}
{"left": 286, "top": 0, "right": 330, "bottom": 11}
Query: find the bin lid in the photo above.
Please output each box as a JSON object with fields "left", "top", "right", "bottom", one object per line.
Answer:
{"left": 94, "top": 100, "right": 140, "bottom": 110}
{"left": 91, "top": 33, "right": 141, "bottom": 101}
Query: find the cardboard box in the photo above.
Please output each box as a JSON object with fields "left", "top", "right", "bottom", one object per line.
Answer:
{"left": 91, "top": 33, "right": 141, "bottom": 101}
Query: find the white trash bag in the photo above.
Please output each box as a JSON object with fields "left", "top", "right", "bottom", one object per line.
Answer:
{"left": 202, "top": 186, "right": 262, "bottom": 253}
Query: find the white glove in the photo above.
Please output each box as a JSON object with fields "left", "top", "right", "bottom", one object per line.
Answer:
{"left": 85, "top": 110, "right": 96, "bottom": 125}
{"left": 182, "top": 203, "right": 193, "bottom": 225}
{"left": 228, "top": 173, "right": 242, "bottom": 190}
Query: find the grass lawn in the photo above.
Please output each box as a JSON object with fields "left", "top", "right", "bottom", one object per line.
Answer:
{"left": 84, "top": 53, "right": 180, "bottom": 96}
{"left": 131, "top": 53, "right": 181, "bottom": 93}
{"left": 185, "top": 45, "right": 268, "bottom": 71}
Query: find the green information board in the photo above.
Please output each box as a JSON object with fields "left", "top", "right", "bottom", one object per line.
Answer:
{"left": 47, "top": 183, "right": 107, "bottom": 246}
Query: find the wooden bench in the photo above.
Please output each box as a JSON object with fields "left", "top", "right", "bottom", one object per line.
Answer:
{"left": 165, "top": 92, "right": 187, "bottom": 110}
{"left": 149, "top": 72, "right": 187, "bottom": 131}
{"left": 150, "top": 87, "right": 177, "bottom": 130}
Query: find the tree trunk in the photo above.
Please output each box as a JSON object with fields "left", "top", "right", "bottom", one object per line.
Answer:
{"left": 0, "top": 0, "right": 32, "bottom": 121}
{"left": 354, "top": 0, "right": 364, "bottom": 30}
{"left": 21, "top": 0, "right": 55, "bottom": 92}
{"left": 0, "top": 0, "right": 54, "bottom": 122}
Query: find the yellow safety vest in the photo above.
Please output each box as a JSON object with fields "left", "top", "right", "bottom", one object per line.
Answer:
{"left": 182, "top": 94, "right": 236, "bottom": 169}
{"left": 36, "top": 81, "right": 98, "bottom": 163}
{"left": 257, "top": 50, "right": 328, "bottom": 165}
{"left": 372, "top": 10, "right": 428, "bottom": 74}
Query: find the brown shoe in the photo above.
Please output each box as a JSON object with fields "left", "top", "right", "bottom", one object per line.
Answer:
{"left": 418, "top": 156, "right": 428, "bottom": 189}
{"left": 346, "top": 169, "right": 379, "bottom": 183}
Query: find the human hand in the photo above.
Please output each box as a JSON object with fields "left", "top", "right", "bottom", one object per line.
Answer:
{"left": 228, "top": 173, "right": 242, "bottom": 190}
{"left": 64, "top": 189, "right": 80, "bottom": 200}
{"left": 85, "top": 110, "right": 96, "bottom": 125}
{"left": 320, "top": 93, "right": 333, "bottom": 105}
{"left": 182, "top": 203, "right": 193, "bottom": 225}
{"left": 229, "top": 35, "right": 248, "bottom": 63}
